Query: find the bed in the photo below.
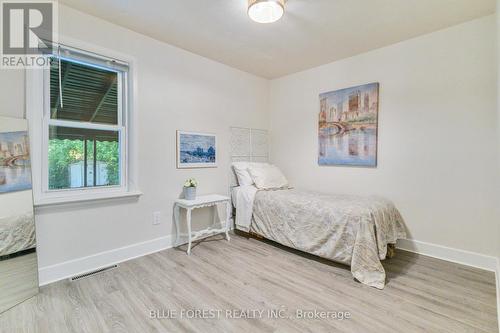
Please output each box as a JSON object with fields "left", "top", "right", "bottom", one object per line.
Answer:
{"left": 232, "top": 184, "right": 406, "bottom": 289}
{"left": 0, "top": 212, "right": 36, "bottom": 257}
{"left": 228, "top": 128, "right": 406, "bottom": 289}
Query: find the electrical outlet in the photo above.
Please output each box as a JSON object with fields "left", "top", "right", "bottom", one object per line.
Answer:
{"left": 153, "top": 211, "right": 161, "bottom": 225}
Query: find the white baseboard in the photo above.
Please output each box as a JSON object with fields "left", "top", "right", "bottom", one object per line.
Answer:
{"left": 38, "top": 220, "right": 233, "bottom": 286}
{"left": 396, "top": 239, "right": 498, "bottom": 272}
{"left": 38, "top": 233, "right": 495, "bottom": 284}
{"left": 38, "top": 235, "right": 174, "bottom": 286}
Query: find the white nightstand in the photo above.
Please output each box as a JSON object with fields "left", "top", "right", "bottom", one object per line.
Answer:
{"left": 173, "top": 194, "right": 231, "bottom": 255}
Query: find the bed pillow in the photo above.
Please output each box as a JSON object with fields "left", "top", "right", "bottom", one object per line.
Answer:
{"left": 231, "top": 162, "right": 255, "bottom": 186}
{"left": 247, "top": 164, "right": 288, "bottom": 189}
{"left": 232, "top": 162, "right": 271, "bottom": 186}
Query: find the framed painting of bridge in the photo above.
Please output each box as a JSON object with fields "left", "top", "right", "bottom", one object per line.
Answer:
{"left": 318, "top": 82, "right": 379, "bottom": 167}
{"left": 176, "top": 130, "right": 217, "bottom": 169}
{"left": 0, "top": 130, "right": 32, "bottom": 193}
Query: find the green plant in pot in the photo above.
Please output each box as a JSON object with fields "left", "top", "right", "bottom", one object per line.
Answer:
{"left": 183, "top": 178, "right": 198, "bottom": 200}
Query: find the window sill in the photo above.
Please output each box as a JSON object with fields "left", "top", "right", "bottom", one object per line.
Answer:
{"left": 34, "top": 190, "right": 143, "bottom": 207}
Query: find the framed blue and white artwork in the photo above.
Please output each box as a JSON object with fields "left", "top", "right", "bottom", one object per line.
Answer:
{"left": 176, "top": 131, "right": 217, "bottom": 168}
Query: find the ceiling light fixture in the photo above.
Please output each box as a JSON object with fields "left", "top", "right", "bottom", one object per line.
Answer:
{"left": 248, "top": 0, "right": 285, "bottom": 24}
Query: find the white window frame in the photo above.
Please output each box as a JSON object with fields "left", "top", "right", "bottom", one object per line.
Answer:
{"left": 27, "top": 39, "right": 141, "bottom": 206}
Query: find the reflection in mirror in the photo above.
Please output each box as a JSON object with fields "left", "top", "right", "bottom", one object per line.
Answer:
{"left": 0, "top": 116, "right": 38, "bottom": 314}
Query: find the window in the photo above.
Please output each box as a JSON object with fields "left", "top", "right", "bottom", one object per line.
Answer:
{"left": 47, "top": 57, "right": 123, "bottom": 190}
{"left": 27, "top": 43, "right": 138, "bottom": 205}
{"left": 48, "top": 126, "right": 120, "bottom": 189}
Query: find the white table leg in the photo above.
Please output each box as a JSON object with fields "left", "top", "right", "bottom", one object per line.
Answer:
{"left": 212, "top": 203, "right": 217, "bottom": 227}
{"left": 174, "top": 204, "right": 180, "bottom": 247}
{"left": 225, "top": 201, "right": 231, "bottom": 241}
{"left": 186, "top": 208, "right": 192, "bottom": 255}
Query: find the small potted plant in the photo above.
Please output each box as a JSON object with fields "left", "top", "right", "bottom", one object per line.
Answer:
{"left": 183, "top": 178, "right": 198, "bottom": 200}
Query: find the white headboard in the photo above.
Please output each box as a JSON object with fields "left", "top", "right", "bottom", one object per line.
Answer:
{"left": 229, "top": 127, "right": 269, "bottom": 187}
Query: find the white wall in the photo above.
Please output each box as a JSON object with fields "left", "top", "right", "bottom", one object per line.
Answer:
{"left": 269, "top": 16, "right": 499, "bottom": 257}
{"left": 496, "top": 0, "right": 500, "bottom": 263}
{"left": 0, "top": 5, "right": 269, "bottom": 276}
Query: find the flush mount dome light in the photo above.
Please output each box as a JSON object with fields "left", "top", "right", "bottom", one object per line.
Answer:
{"left": 248, "top": 0, "right": 285, "bottom": 24}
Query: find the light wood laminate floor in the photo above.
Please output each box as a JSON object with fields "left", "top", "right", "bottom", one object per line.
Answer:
{"left": 0, "top": 234, "right": 498, "bottom": 332}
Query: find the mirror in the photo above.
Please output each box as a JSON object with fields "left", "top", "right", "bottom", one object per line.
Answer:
{"left": 0, "top": 116, "right": 38, "bottom": 313}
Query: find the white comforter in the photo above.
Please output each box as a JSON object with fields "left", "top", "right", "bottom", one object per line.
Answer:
{"left": 234, "top": 186, "right": 406, "bottom": 289}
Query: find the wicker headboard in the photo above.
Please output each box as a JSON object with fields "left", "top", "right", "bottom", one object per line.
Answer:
{"left": 229, "top": 127, "right": 269, "bottom": 187}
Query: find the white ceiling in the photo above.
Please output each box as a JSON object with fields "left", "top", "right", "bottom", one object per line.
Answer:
{"left": 59, "top": 0, "right": 495, "bottom": 79}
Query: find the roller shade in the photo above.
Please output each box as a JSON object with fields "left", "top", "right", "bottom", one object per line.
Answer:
{"left": 40, "top": 40, "right": 129, "bottom": 72}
